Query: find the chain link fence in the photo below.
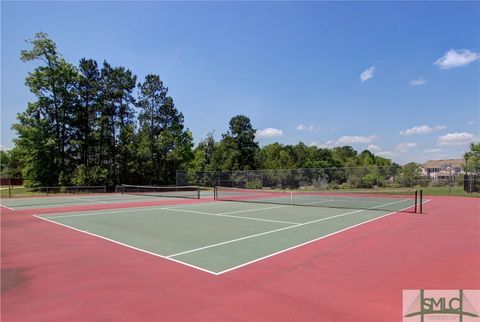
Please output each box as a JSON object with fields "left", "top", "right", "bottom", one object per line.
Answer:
{"left": 177, "top": 166, "right": 478, "bottom": 193}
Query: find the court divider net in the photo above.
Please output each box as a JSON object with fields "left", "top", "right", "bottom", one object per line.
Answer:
{"left": 214, "top": 186, "right": 420, "bottom": 213}
{"left": 120, "top": 184, "right": 201, "bottom": 199}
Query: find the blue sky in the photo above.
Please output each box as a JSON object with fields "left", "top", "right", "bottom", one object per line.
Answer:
{"left": 1, "top": 1, "right": 479, "bottom": 164}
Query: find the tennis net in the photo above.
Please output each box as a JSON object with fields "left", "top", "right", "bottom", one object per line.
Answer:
{"left": 120, "top": 184, "right": 201, "bottom": 199}
{"left": 215, "top": 186, "right": 420, "bottom": 213}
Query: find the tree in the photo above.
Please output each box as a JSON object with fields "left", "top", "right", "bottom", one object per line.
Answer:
{"left": 399, "top": 162, "right": 421, "bottom": 187}
{"left": 137, "top": 75, "right": 193, "bottom": 184}
{"left": 191, "top": 133, "right": 217, "bottom": 173}
{"left": 0, "top": 148, "right": 23, "bottom": 179}
{"left": 332, "top": 146, "right": 357, "bottom": 164}
{"left": 465, "top": 143, "right": 480, "bottom": 173}
{"left": 75, "top": 58, "right": 101, "bottom": 167}
{"left": 16, "top": 32, "right": 79, "bottom": 186}
{"left": 12, "top": 33, "right": 195, "bottom": 187}
{"left": 221, "top": 115, "right": 259, "bottom": 170}
{"left": 97, "top": 62, "right": 137, "bottom": 185}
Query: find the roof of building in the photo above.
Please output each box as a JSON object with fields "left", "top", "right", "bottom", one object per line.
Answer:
{"left": 422, "top": 159, "right": 464, "bottom": 169}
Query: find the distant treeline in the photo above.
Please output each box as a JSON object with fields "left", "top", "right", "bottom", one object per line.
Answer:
{"left": 1, "top": 33, "right": 477, "bottom": 188}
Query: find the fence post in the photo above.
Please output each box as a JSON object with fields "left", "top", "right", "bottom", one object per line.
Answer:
{"left": 7, "top": 163, "right": 12, "bottom": 198}
{"left": 448, "top": 163, "right": 452, "bottom": 195}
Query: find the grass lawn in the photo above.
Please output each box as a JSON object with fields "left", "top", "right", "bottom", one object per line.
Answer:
{"left": 419, "top": 185, "right": 480, "bottom": 197}
{"left": 0, "top": 186, "right": 48, "bottom": 198}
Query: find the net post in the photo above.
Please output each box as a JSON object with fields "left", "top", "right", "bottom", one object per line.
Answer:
{"left": 213, "top": 186, "right": 217, "bottom": 200}
{"left": 414, "top": 190, "right": 418, "bottom": 214}
{"left": 197, "top": 187, "right": 200, "bottom": 199}
{"left": 420, "top": 190, "right": 423, "bottom": 214}
{"left": 290, "top": 191, "right": 294, "bottom": 206}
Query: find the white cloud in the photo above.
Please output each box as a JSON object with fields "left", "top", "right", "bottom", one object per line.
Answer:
{"left": 400, "top": 125, "right": 446, "bottom": 136}
{"left": 425, "top": 148, "right": 442, "bottom": 153}
{"left": 396, "top": 142, "right": 418, "bottom": 152}
{"left": 255, "top": 128, "right": 284, "bottom": 139}
{"left": 434, "top": 49, "right": 480, "bottom": 69}
{"left": 367, "top": 144, "right": 381, "bottom": 152}
{"left": 310, "top": 140, "right": 335, "bottom": 148}
{"left": 296, "top": 123, "right": 321, "bottom": 132}
{"left": 337, "top": 135, "right": 378, "bottom": 145}
{"left": 467, "top": 120, "right": 476, "bottom": 125}
{"left": 409, "top": 77, "right": 427, "bottom": 86}
{"left": 311, "top": 135, "right": 378, "bottom": 148}
{"left": 437, "top": 132, "right": 478, "bottom": 146}
{"left": 377, "top": 151, "right": 393, "bottom": 157}
{"left": 360, "top": 66, "right": 375, "bottom": 82}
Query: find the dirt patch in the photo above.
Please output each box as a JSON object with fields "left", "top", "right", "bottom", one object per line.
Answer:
{"left": 1, "top": 267, "right": 30, "bottom": 294}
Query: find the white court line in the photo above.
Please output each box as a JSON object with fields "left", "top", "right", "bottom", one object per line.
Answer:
{"left": 33, "top": 197, "right": 422, "bottom": 275}
{"left": 42, "top": 204, "right": 299, "bottom": 225}
{"left": 0, "top": 205, "right": 16, "bottom": 211}
{"left": 166, "top": 198, "right": 409, "bottom": 258}
{"left": 161, "top": 206, "right": 299, "bottom": 225}
{"left": 215, "top": 202, "right": 419, "bottom": 274}
{"left": 414, "top": 198, "right": 432, "bottom": 214}
{"left": 66, "top": 196, "right": 108, "bottom": 203}
{"left": 33, "top": 215, "right": 218, "bottom": 275}
{"left": 40, "top": 201, "right": 239, "bottom": 218}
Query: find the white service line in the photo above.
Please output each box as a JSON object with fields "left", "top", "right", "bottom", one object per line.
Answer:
{"left": 40, "top": 205, "right": 212, "bottom": 218}
{"left": 66, "top": 196, "right": 107, "bottom": 203}
{"left": 32, "top": 197, "right": 424, "bottom": 276}
{"left": 0, "top": 205, "right": 16, "bottom": 211}
{"left": 166, "top": 198, "right": 409, "bottom": 258}
{"left": 40, "top": 201, "right": 240, "bottom": 219}
{"left": 41, "top": 203, "right": 298, "bottom": 225}
{"left": 215, "top": 202, "right": 418, "bottom": 275}
{"left": 166, "top": 209, "right": 363, "bottom": 258}
{"left": 161, "top": 206, "right": 299, "bottom": 225}
{"left": 33, "top": 214, "right": 218, "bottom": 275}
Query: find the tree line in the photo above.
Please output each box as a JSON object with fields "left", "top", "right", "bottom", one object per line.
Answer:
{"left": 2, "top": 33, "right": 479, "bottom": 188}
{"left": 5, "top": 33, "right": 193, "bottom": 187}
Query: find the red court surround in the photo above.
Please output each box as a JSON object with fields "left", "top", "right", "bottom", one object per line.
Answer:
{"left": 1, "top": 196, "right": 479, "bottom": 321}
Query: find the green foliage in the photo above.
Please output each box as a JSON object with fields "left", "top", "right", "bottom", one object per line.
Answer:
{"left": 245, "top": 179, "right": 262, "bottom": 189}
{"left": 71, "top": 164, "right": 108, "bottom": 185}
{"left": 221, "top": 115, "right": 259, "bottom": 170}
{"left": 465, "top": 142, "right": 480, "bottom": 172}
{"left": 13, "top": 33, "right": 411, "bottom": 189}
{"left": 398, "top": 162, "right": 421, "bottom": 187}
{"left": 71, "top": 165, "right": 87, "bottom": 186}
{"left": 332, "top": 146, "right": 357, "bottom": 163}
{"left": 12, "top": 32, "right": 192, "bottom": 187}
{"left": 469, "top": 142, "right": 480, "bottom": 158}
{"left": 136, "top": 75, "right": 193, "bottom": 184}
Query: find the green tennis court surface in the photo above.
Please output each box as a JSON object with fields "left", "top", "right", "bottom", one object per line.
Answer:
{"left": 36, "top": 199, "right": 415, "bottom": 274}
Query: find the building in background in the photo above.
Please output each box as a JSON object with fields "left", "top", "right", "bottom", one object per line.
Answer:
{"left": 419, "top": 159, "right": 464, "bottom": 182}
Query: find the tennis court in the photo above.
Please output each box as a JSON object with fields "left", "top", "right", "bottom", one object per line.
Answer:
{"left": 1, "top": 185, "right": 212, "bottom": 210}
{"left": 4, "top": 186, "right": 479, "bottom": 322}
{"left": 33, "top": 187, "right": 420, "bottom": 274}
